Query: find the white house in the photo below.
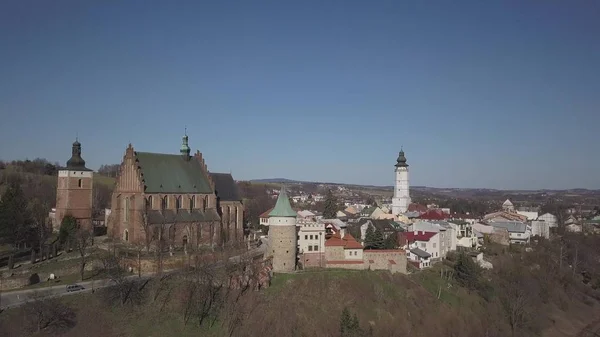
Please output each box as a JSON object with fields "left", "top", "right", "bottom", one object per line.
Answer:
{"left": 538, "top": 213, "right": 558, "bottom": 228}
{"left": 407, "top": 248, "right": 432, "bottom": 268}
{"left": 403, "top": 230, "right": 441, "bottom": 260}
{"left": 531, "top": 220, "right": 551, "bottom": 239}
{"left": 517, "top": 211, "right": 539, "bottom": 221}
{"left": 409, "top": 221, "right": 456, "bottom": 258}
{"left": 298, "top": 222, "right": 326, "bottom": 256}
{"left": 488, "top": 221, "right": 530, "bottom": 244}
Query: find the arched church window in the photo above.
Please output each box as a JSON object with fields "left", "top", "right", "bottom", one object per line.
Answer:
{"left": 124, "top": 197, "right": 130, "bottom": 222}
{"left": 146, "top": 196, "right": 153, "bottom": 209}
{"left": 190, "top": 195, "right": 195, "bottom": 210}
{"left": 203, "top": 196, "right": 208, "bottom": 211}
{"left": 78, "top": 179, "right": 82, "bottom": 188}
{"left": 124, "top": 229, "right": 129, "bottom": 242}
{"left": 175, "top": 196, "right": 181, "bottom": 209}
{"left": 161, "top": 196, "right": 168, "bottom": 210}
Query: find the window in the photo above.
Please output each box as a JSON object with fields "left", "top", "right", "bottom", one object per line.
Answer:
{"left": 175, "top": 196, "right": 181, "bottom": 209}
{"left": 146, "top": 196, "right": 153, "bottom": 209}
{"left": 78, "top": 179, "right": 82, "bottom": 188}
{"left": 310, "top": 235, "right": 313, "bottom": 240}
{"left": 420, "top": 242, "right": 425, "bottom": 248}
{"left": 308, "top": 246, "right": 313, "bottom": 251}
{"left": 161, "top": 196, "right": 168, "bottom": 210}
{"left": 305, "top": 235, "right": 308, "bottom": 240}
{"left": 313, "top": 245, "right": 318, "bottom": 251}
{"left": 124, "top": 197, "right": 130, "bottom": 222}
{"left": 190, "top": 196, "right": 195, "bottom": 210}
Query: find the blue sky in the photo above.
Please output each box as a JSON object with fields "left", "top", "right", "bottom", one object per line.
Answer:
{"left": 1, "top": 1, "right": 599, "bottom": 190}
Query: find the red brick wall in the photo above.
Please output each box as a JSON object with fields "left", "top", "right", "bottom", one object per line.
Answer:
{"left": 55, "top": 174, "right": 93, "bottom": 230}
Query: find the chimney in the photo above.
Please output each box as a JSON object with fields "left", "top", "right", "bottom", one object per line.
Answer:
{"left": 413, "top": 230, "right": 417, "bottom": 235}
{"left": 340, "top": 228, "right": 346, "bottom": 238}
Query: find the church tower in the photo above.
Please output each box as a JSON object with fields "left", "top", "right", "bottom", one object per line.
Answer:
{"left": 268, "top": 186, "right": 297, "bottom": 273}
{"left": 391, "top": 149, "right": 411, "bottom": 215}
{"left": 54, "top": 139, "right": 94, "bottom": 231}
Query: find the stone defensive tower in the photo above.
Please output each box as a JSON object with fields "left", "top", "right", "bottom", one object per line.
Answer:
{"left": 391, "top": 148, "right": 411, "bottom": 215}
{"left": 54, "top": 139, "right": 93, "bottom": 231}
{"left": 268, "top": 186, "right": 297, "bottom": 272}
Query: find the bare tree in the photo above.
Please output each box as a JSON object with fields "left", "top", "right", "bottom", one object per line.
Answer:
{"left": 138, "top": 206, "right": 154, "bottom": 252}
{"left": 100, "top": 253, "right": 145, "bottom": 306}
{"left": 497, "top": 265, "right": 541, "bottom": 337}
{"left": 24, "top": 292, "right": 77, "bottom": 334}
{"left": 75, "top": 229, "right": 92, "bottom": 281}
{"left": 29, "top": 199, "right": 50, "bottom": 256}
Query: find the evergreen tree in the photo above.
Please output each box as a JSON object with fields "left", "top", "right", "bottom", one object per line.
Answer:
{"left": 323, "top": 189, "right": 339, "bottom": 219}
{"left": 0, "top": 182, "right": 31, "bottom": 248}
{"left": 383, "top": 233, "right": 399, "bottom": 249}
{"left": 364, "top": 226, "right": 385, "bottom": 250}
{"left": 59, "top": 215, "right": 78, "bottom": 247}
{"left": 340, "top": 307, "right": 352, "bottom": 336}
{"left": 453, "top": 252, "right": 482, "bottom": 292}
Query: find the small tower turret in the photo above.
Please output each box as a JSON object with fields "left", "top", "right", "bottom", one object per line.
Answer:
{"left": 180, "top": 129, "right": 191, "bottom": 161}
{"left": 268, "top": 186, "right": 298, "bottom": 273}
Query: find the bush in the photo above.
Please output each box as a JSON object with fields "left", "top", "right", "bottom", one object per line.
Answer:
{"left": 29, "top": 273, "right": 40, "bottom": 285}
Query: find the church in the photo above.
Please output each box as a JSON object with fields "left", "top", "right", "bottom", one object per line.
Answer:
{"left": 107, "top": 133, "right": 244, "bottom": 249}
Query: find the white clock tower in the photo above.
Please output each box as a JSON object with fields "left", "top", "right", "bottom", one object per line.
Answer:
{"left": 391, "top": 149, "right": 411, "bottom": 215}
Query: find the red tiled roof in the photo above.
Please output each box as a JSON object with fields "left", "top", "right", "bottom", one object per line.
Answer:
{"left": 325, "top": 232, "right": 363, "bottom": 249}
{"left": 326, "top": 260, "right": 364, "bottom": 265}
{"left": 418, "top": 209, "right": 449, "bottom": 220}
{"left": 363, "top": 249, "right": 406, "bottom": 254}
{"left": 259, "top": 207, "right": 274, "bottom": 218}
{"left": 403, "top": 231, "right": 437, "bottom": 242}
{"left": 408, "top": 203, "right": 428, "bottom": 212}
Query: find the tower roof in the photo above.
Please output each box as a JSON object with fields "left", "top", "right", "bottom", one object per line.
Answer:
{"left": 65, "top": 139, "right": 91, "bottom": 171}
{"left": 268, "top": 186, "right": 297, "bottom": 218}
{"left": 180, "top": 129, "right": 191, "bottom": 158}
{"left": 394, "top": 149, "right": 408, "bottom": 168}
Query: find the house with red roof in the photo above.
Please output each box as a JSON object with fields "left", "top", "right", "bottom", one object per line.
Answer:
{"left": 402, "top": 230, "right": 440, "bottom": 268}
{"left": 418, "top": 209, "right": 449, "bottom": 220}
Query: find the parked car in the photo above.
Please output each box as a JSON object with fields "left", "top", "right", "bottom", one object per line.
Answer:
{"left": 66, "top": 284, "right": 85, "bottom": 292}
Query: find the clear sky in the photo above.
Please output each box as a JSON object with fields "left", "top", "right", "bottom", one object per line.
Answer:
{"left": 1, "top": 1, "right": 599, "bottom": 190}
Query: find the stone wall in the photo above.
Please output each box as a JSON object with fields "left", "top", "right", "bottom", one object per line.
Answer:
{"left": 364, "top": 250, "right": 407, "bottom": 274}
{"left": 300, "top": 252, "right": 325, "bottom": 268}
{"left": 269, "top": 225, "right": 297, "bottom": 272}
{"left": 325, "top": 261, "right": 365, "bottom": 270}
{"left": 325, "top": 246, "right": 344, "bottom": 261}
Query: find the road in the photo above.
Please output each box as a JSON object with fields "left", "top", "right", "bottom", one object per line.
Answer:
{"left": 0, "top": 243, "right": 266, "bottom": 310}
{"left": 0, "top": 275, "right": 147, "bottom": 310}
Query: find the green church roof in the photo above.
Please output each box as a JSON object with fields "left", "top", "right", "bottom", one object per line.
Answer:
{"left": 268, "top": 187, "right": 297, "bottom": 218}
{"left": 135, "top": 152, "right": 213, "bottom": 194}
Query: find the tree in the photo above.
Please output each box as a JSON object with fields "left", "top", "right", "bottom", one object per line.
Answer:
{"left": 453, "top": 252, "right": 482, "bottom": 292}
{"left": 138, "top": 207, "right": 154, "bottom": 252}
{"left": 75, "top": 229, "right": 91, "bottom": 281}
{"left": 59, "top": 215, "right": 78, "bottom": 249}
{"left": 323, "top": 189, "right": 340, "bottom": 219}
{"left": 383, "top": 233, "right": 398, "bottom": 249}
{"left": 497, "top": 264, "right": 541, "bottom": 336}
{"left": 29, "top": 199, "right": 50, "bottom": 254}
{"left": 364, "top": 226, "right": 384, "bottom": 250}
{"left": 340, "top": 307, "right": 367, "bottom": 337}
{"left": 24, "top": 292, "right": 77, "bottom": 334}
{"left": 0, "top": 182, "right": 31, "bottom": 249}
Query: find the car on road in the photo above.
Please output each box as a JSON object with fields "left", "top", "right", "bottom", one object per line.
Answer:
{"left": 66, "top": 284, "right": 85, "bottom": 292}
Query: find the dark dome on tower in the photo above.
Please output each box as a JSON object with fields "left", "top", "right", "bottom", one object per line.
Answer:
{"left": 66, "top": 139, "right": 91, "bottom": 171}
{"left": 395, "top": 149, "right": 408, "bottom": 168}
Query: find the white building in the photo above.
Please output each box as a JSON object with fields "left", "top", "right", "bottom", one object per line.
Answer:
{"left": 410, "top": 221, "right": 456, "bottom": 258}
{"left": 502, "top": 199, "right": 515, "bottom": 212}
{"left": 488, "top": 221, "right": 530, "bottom": 244}
{"left": 517, "top": 211, "right": 539, "bottom": 221}
{"left": 391, "top": 150, "right": 411, "bottom": 215}
{"left": 538, "top": 213, "right": 558, "bottom": 228}
{"left": 531, "top": 220, "right": 551, "bottom": 239}
{"left": 298, "top": 222, "right": 326, "bottom": 267}
{"left": 404, "top": 230, "right": 440, "bottom": 266}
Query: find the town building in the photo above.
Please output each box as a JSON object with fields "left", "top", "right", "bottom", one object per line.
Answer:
{"left": 53, "top": 139, "right": 93, "bottom": 231}
{"left": 486, "top": 221, "right": 530, "bottom": 244}
{"left": 107, "top": 134, "right": 243, "bottom": 249}
{"left": 297, "top": 221, "right": 326, "bottom": 268}
{"left": 391, "top": 149, "right": 411, "bottom": 215}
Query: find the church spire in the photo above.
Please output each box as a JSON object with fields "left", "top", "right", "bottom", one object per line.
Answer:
{"left": 180, "top": 128, "right": 191, "bottom": 160}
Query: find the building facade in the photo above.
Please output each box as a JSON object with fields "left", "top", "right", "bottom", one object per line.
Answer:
{"left": 107, "top": 134, "right": 243, "bottom": 249}
{"left": 391, "top": 150, "right": 411, "bottom": 215}
{"left": 54, "top": 139, "right": 93, "bottom": 231}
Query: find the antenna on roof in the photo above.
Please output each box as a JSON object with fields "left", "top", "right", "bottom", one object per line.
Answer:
{"left": 184, "top": 125, "right": 187, "bottom": 136}
{"left": 76, "top": 132, "right": 78, "bottom": 142}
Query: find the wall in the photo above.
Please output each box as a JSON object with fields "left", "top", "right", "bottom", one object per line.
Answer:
{"left": 364, "top": 250, "right": 407, "bottom": 274}
{"left": 301, "top": 252, "right": 325, "bottom": 268}
{"left": 325, "top": 261, "right": 365, "bottom": 270}
{"left": 269, "top": 221, "right": 297, "bottom": 272}
{"left": 325, "top": 246, "right": 345, "bottom": 261}
{"left": 344, "top": 248, "right": 363, "bottom": 260}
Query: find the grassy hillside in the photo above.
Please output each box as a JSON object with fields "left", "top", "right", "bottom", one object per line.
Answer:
{"left": 1, "top": 264, "right": 598, "bottom": 337}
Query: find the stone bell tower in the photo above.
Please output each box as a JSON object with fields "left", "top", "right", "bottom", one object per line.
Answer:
{"left": 54, "top": 139, "right": 94, "bottom": 231}
{"left": 391, "top": 148, "right": 410, "bottom": 215}
{"left": 268, "top": 186, "right": 298, "bottom": 273}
